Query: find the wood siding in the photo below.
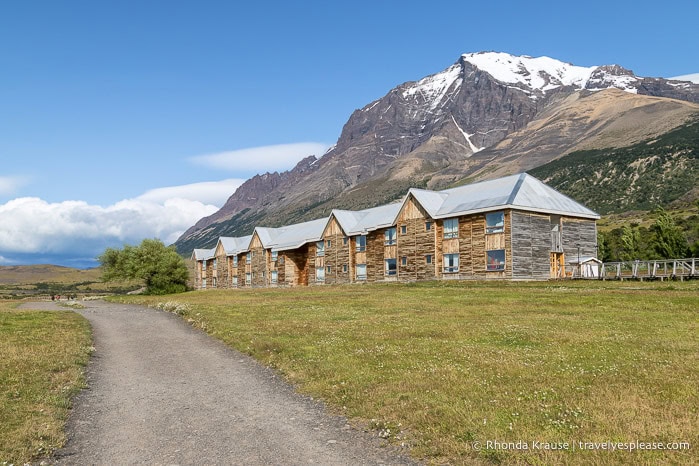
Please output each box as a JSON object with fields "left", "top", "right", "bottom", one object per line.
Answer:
{"left": 511, "top": 211, "right": 551, "bottom": 280}
{"left": 322, "top": 218, "right": 351, "bottom": 285}
{"left": 562, "top": 218, "right": 598, "bottom": 264}
{"left": 395, "top": 197, "right": 436, "bottom": 281}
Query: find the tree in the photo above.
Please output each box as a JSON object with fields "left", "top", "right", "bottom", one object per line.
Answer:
{"left": 651, "top": 209, "right": 690, "bottom": 259}
{"left": 99, "top": 239, "right": 189, "bottom": 294}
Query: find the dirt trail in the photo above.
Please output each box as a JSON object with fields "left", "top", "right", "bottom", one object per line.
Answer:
{"left": 23, "top": 300, "right": 416, "bottom": 465}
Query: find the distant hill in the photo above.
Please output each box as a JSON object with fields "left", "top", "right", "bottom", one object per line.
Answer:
{"left": 0, "top": 264, "right": 102, "bottom": 285}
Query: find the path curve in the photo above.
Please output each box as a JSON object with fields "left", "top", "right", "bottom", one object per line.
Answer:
{"left": 23, "top": 300, "right": 417, "bottom": 465}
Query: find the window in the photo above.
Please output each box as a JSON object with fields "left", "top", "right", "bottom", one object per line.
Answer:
{"left": 443, "top": 254, "right": 459, "bottom": 273}
{"left": 271, "top": 251, "right": 278, "bottom": 261}
{"left": 425, "top": 221, "right": 432, "bottom": 231}
{"left": 326, "top": 239, "right": 332, "bottom": 248}
{"left": 385, "top": 227, "right": 397, "bottom": 245}
{"left": 233, "top": 256, "right": 238, "bottom": 267}
{"left": 213, "top": 259, "right": 217, "bottom": 268}
{"left": 426, "top": 254, "right": 432, "bottom": 264}
{"left": 343, "top": 237, "right": 349, "bottom": 245}
{"left": 385, "top": 258, "right": 397, "bottom": 276}
{"left": 212, "top": 277, "right": 217, "bottom": 287}
{"left": 232, "top": 276, "right": 238, "bottom": 286}
{"left": 245, "top": 273, "right": 251, "bottom": 285}
{"left": 326, "top": 265, "right": 331, "bottom": 274}
{"left": 246, "top": 252, "right": 251, "bottom": 264}
{"left": 343, "top": 264, "right": 348, "bottom": 273}
{"left": 487, "top": 249, "right": 506, "bottom": 271}
{"left": 400, "top": 225, "right": 407, "bottom": 235}
{"left": 486, "top": 212, "right": 505, "bottom": 234}
{"left": 316, "top": 241, "right": 325, "bottom": 256}
{"left": 443, "top": 218, "right": 458, "bottom": 239}
{"left": 202, "top": 279, "right": 207, "bottom": 289}
{"left": 401, "top": 256, "right": 407, "bottom": 266}
{"left": 278, "top": 256, "right": 284, "bottom": 265}
{"left": 356, "top": 264, "right": 367, "bottom": 280}
{"left": 316, "top": 267, "right": 325, "bottom": 282}
{"left": 355, "top": 235, "right": 367, "bottom": 252}
{"left": 271, "top": 270, "right": 278, "bottom": 284}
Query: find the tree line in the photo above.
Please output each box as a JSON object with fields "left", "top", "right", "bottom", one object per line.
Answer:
{"left": 598, "top": 208, "right": 698, "bottom": 262}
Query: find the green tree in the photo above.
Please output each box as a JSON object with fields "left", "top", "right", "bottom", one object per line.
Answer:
{"left": 99, "top": 239, "right": 189, "bottom": 294}
{"left": 651, "top": 210, "right": 690, "bottom": 259}
{"left": 619, "top": 225, "right": 642, "bottom": 261}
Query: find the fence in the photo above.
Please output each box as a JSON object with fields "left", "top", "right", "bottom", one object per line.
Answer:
{"left": 594, "top": 258, "right": 698, "bottom": 280}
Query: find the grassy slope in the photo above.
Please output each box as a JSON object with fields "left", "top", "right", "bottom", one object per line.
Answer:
{"left": 529, "top": 119, "right": 699, "bottom": 215}
{"left": 116, "top": 281, "right": 698, "bottom": 465}
{"left": 0, "top": 302, "right": 92, "bottom": 464}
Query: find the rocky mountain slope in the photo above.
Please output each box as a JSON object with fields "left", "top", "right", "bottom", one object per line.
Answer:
{"left": 175, "top": 52, "right": 699, "bottom": 254}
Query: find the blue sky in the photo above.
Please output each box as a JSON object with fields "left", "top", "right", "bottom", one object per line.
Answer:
{"left": 1, "top": 0, "right": 697, "bottom": 267}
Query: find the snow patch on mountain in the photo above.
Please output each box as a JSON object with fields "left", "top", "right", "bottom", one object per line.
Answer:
{"left": 462, "top": 52, "right": 597, "bottom": 92}
{"left": 402, "top": 64, "right": 462, "bottom": 110}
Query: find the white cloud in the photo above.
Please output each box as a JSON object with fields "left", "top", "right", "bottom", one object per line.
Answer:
{"left": 189, "top": 142, "right": 331, "bottom": 173}
{"left": 137, "top": 178, "right": 246, "bottom": 207}
{"left": 669, "top": 73, "right": 699, "bottom": 84}
{"left": 0, "top": 177, "right": 242, "bottom": 265}
{"left": 0, "top": 175, "right": 30, "bottom": 196}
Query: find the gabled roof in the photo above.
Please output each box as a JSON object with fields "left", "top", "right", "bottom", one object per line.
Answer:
{"left": 408, "top": 173, "right": 599, "bottom": 220}
{"left": 217, "top": 235, "right": 252, "bottom": 256}
{"left": 329, "top": 202, "right": 403, "bottom": 236}
{"left": 191, "top": 248, "right": 215, "bottom": 261}
{"left": 270, "top": 218, "right": 328, "bottom": 252}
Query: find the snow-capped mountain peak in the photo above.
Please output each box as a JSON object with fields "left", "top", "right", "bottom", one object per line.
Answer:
{"left": 461, "top": 51, "right": 597, "bottom": 92}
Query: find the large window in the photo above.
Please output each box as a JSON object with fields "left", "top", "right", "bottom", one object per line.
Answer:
{"left": 271, "top": 251, "right": 278, "bottom": 261}
{"left": 487, "top": 249, "right": 506, "bottom": 271}
{"left": 233, "top": 256, "right": 238, "bottom": 267}
{"left": 245, "top": 273, "right": 251, "bottom": 285}
{"left": 385, "top": 227, "right": 397, "bottom": 245}
{"left": 385, "top": 258, "right": 397, "bottom": 276}
{"left": 443, "top": 218, "right": 458, "bottom": 239}
{"left": 355, "top": 235, "right": 367, "bottom": 252}
{"left": 315, "top": 267, "right": 325, "bottom": 282}
{"left": 316, "top": 241, "right": 325, "bottom": 257}
{"left": 486, "top": 212, "right": 505, "bottom": 234}
{"left": 356, "top": 264, "right": 367, "bottom": 280}
{"left": 232, "top": 276, "right": 238, "bottom": 286}
{"left": 443, "top": 253, "right": 459, "bottom": 273}
{"left": 271, "top": 270, "right": 278, "bottom": 284}
{"left": 246, "top": 252, "right": 251, "bottom": 264}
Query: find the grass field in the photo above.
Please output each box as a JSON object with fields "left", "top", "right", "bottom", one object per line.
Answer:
{"left": 116, "top": 280, "right": 698, "bottom": 465}
{"left": 0, "top": 301, "right": 92, "bottom": 464}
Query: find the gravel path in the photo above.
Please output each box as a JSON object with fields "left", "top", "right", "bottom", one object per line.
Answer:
{"left": 22, "top": 300, "right": 417, "bottom": 465}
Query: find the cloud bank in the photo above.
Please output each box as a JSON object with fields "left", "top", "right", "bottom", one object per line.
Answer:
{"left": 0, "top": 178, "right": 243, "bottom": 268}
{"left": 189, "top": 142, "right": 331, "bottom": 173}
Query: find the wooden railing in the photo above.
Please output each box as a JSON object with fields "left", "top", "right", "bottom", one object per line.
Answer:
{"left": 597, "top": 258, "right": 697, "bottom": 280}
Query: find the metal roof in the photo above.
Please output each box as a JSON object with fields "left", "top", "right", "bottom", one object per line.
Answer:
{"left": 265, "top": 218, "right": 328, "bottom": 252}
{"left": 191, "top": 248, "right": 215, "bottom": 261}
{"left": 329, "top": 202, "right": 403, "bottom": 236}
{"left": 217, "top": 235, "right": 252, "bottom": 256}
{"left": 409, "top": 173, "right": 599, "bottom": 220}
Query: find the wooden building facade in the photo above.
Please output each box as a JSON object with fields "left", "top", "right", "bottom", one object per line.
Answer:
{"left": 191, "top": 174, "right": 599, "bottom": 289}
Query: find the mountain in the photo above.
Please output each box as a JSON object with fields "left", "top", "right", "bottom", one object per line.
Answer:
{"left": 175, "top": 52, "right": 699, "bottom": 254}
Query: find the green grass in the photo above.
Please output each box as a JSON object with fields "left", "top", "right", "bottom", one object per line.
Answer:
{"left": 0, "top": 301, "right": 92, "bottom": 463}
{"left": 115, "top": 280, "right": 699, "bottom": 465}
